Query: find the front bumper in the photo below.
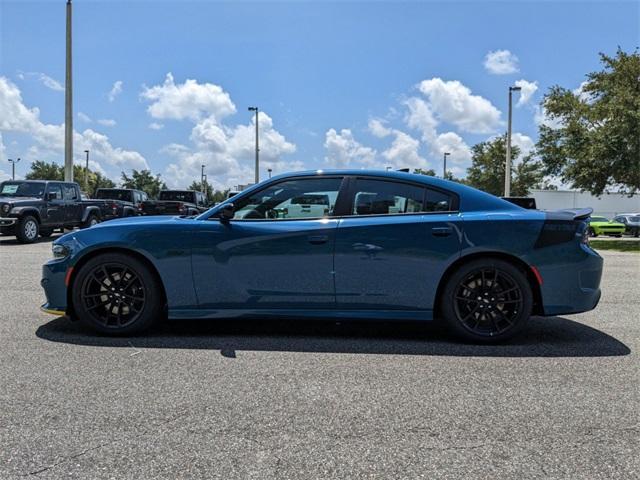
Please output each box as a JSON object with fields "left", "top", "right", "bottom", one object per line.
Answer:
{"left": 41, "top": 259, "right": 70, "bottom": 314}
{"left": 0, "top": 217, "right": 17, "bottom": 227}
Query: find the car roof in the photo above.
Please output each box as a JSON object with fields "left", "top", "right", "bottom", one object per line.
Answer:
{"left": 259, "top": 169, "right": 522, "bottom": 213}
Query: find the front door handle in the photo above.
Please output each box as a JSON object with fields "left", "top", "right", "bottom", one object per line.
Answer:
{"left": 308, "top": 234, "right": 329, "bottom": 245}
{"left": 432, "top": 227, "right": 453, "bottom": 237}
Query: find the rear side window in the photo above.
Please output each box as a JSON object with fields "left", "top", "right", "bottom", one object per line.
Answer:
{"left": 352, "top": 179, "right": 426, "bottom": 215}
{"left": 351, "top": 178, "right": 454, "bottom": 215}
{"left": 63, "top": 184, "right": 78, "bottom": 200}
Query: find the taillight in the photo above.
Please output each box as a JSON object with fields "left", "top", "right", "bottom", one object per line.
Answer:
{"left": 111, "top": 203, "right": 117, "bottom": 214}
{"left": 178, "top": 202, "right": 186, "bottom": 213}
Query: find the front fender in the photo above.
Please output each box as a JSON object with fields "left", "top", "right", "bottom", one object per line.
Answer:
{"left": 81, "top": 206, "right": 100, "bottom": 222}
{"left": 10, "top": 206, "right": 42, "bottom": 222}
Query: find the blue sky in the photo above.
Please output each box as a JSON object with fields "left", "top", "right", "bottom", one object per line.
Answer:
{"left": 1, "top": 0, "right": 638, "bottom": 189}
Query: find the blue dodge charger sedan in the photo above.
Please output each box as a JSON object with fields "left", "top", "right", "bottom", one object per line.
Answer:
{"left": 41, "top": 170, "right": 603, "bottom": 343}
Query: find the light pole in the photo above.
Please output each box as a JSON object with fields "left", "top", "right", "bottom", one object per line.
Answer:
{"left": 84, "top": 150, "right": 89, "bottom": 192}
{"left": 201, "top": 164, "right": 206, "bottom": 193}
{"left": 64, "top": 0, "right": 73, "bottom": 182}
{"left": 443, "top": 152, "right": 450, "bottom": 178}
{"left": 8, "top": 158, "right": 21, "bottom": 180}
{"left": 248, "top": 106, "right": 259, "bottom": 184}
{"left": 505, "top": 85, "right": 521, "bottom": 197}
{"left": 268, "top": 168, "right": 272, "bottom": 179}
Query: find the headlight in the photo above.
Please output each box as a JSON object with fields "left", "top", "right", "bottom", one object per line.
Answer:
{"left": 1, "top": 204, "right": 10, "bottom": 214}
{"left": 52, "top": 244, "right": 70, "bottom": 259}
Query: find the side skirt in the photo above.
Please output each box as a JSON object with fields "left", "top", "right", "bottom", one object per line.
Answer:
{"left": 168, "top": 308, "right": 434, "bottom": 322}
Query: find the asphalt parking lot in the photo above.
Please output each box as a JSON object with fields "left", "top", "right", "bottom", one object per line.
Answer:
{"left": 1, "top": 234, "right": 638, "bottom": 479}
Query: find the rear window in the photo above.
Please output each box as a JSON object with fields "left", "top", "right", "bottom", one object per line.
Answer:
{"left": 96, "top": 189, "right": 133, "bottom": 201}
{"left": 159, "top": 191, "right": 195, "bottom": 202}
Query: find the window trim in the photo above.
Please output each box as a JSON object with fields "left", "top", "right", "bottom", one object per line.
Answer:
{"left": 340, "top": 175, "right": 460, "bottom": 218}
{"left": 217, "top": 175, "right": 350, "bottom": 222}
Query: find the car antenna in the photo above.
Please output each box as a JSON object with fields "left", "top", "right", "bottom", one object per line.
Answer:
{"left": 396, "top": 168, "right": 410, "bottom": 172}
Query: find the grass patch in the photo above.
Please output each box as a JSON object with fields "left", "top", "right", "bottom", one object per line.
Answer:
{"left": 589, "top": 240, "right": 640, "bottom": 253}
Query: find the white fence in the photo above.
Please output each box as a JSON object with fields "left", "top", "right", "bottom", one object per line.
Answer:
{"left": 531, "top": 190, "right": 640, "bottom": 218}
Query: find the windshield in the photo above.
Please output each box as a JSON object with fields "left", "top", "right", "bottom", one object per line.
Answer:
{"left": 95, "top": 189, "right": 132, "bottom": 201}
{"left": 590, "top": 216, "right": 609, "bottom": 222}
{"left": 159, "top": 191, "right": 194, "bottom": 202}
{"left": 0, "top": 182, "right": 46, "bottom": 198}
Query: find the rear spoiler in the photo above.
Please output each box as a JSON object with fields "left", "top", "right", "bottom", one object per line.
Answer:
{"left": 554, "top": 208, "right": 593, "bottom": 221}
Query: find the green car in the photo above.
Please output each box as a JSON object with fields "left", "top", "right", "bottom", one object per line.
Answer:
{"left": 587, "top": 216, "right": 626, "bottom": 237}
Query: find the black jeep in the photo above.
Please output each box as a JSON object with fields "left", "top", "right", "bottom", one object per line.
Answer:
{"left": 0, "top": 180, "right": 107, "bottom": 243}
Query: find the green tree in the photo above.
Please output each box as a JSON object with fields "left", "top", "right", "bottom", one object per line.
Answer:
{"left": 413, "top": 168, "right": 436, "bottom": 176}
{"left": 24, "top": 160, "right": 115, "bottom": 195}
{"left": 536, "top": 48, "right": 640, "bottom": 195}
{"left": 466, "top": 135, "right": 544, "bottom": 196}
{"left": 121, "top": 169, "right": 167, "bottom": 198}
{"left": 25, "top": 160, "right": 63, "bottom": 180}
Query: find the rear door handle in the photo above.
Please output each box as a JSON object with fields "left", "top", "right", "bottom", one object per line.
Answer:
{"left": 432, "top": 227, "right": 453, "bottom": 237}
{"left": 308, "top": 234, "right": 329, "bottom": 245}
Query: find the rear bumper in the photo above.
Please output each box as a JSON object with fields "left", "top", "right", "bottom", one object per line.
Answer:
{"left": 41, "top": 259, "right": 70, "bottom": 314}
{"left": 535, "top": 244, "right": 603, "bottom": 316}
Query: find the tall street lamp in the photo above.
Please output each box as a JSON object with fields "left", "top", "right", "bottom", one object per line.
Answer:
{"left": 8, "top": 158, "right": 21, "bottom": 180}
{"left": 443, "top": 152, "right": 450, "bottom": 178}
{"left": 505, "top": 85, "right": 521, "bottom": 197}
{"left": 268, "top": 168, "right": 272, "bottom": 179}
{"left": 201, "top": 164, "right": 206, "bottom": 193}
{"left": 84, "top": 150, "right": 89, "bottom": 192}
{"left": 248, "top": 106, "right": 259, "bottom": 184}
{"left": 64, "top": 0, "right": 73, "bottom": 182}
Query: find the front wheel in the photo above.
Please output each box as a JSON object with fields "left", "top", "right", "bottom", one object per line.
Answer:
{"left": 440, "top": 259, "right": 533, "bottom": 343}
{"left": 16, "top": 215, "right": 40, "bottom": 243}
{"left": 71, "top": 253, "right": 163, "bottom": 335}
{"left": 588, "top": 227, "right": 597, "bottom": 237}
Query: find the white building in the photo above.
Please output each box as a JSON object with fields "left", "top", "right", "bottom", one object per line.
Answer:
{"left": 531, "top": 190, "right": 640, "bottom": 218}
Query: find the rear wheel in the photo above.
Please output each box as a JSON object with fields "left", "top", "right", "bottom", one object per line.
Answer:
{"left": 72, "top": 253, "right": 163, "bottom": 335}
{"left": 16, "top": 215, "right": 39, "bottom": 244}
{"left": 441, "top": 259, "right": 533, "bottom": 343}
{"left": 83, "top": 214, "right": 100, "bottom": 228}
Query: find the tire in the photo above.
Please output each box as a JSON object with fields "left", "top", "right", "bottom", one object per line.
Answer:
{"left": 72, "top": 252, "right": 163, "bottom": 335}
{"left": 83, "top": 213, "right": 100, "bottom": 229}
{"left": 440, "top": 259, "right": 533, "bottom": 343}
{"left": 588, "top": 227, "right": 597, "bottom": 237}
{"left": 40, "top": 229, "right": 53, "bottom": 238}
{"left": 16, "top": 215, "right": 40, "bottom": 244}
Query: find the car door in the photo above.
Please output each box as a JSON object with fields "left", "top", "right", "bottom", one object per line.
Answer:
{"left": 333, "top": 177, "right": 462, "bottom": 312}
{"left": 191, "top": 176, "right": 346, "bottom": 310}
{"left": 63, "top": 184, "right": 82, "bottom": 224}
{"left": 44, "top": 183, "right": 65, "bottom": 225}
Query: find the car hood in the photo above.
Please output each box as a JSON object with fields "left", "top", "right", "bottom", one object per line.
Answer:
{"left": 93, "top": 215, "right": 194, "bottom": 227}
{"left": 0, "top": 196, "right": 41, "bottom": 205}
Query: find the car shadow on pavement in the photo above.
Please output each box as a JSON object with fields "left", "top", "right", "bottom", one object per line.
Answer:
{"left": 36, "top": 315, "right": 630, "bottom": 358}
{"left": 0, "top": 235, "right": 61, "bottom": 245}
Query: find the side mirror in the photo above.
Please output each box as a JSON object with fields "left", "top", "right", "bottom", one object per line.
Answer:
{"left": 219, "top": 203, "right": 234, "bottom": 222}
{"left": 47, "top": 193, "right": 57, "bottom": 201}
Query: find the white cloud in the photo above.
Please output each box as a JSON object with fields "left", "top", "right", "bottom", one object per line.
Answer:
{"left": 368, "top": 118, "right": 392, "bottom": 138}
{"left": 534, "top": 105, "right": 563, "bottom": 130}
{"left": 78, "top": 112, "right": 92, "bottom": 123}
{"left": 381, "top": 130, "right": 426, "bottom": 170}
{"left": 0, "top": 133, "right": 10, "bottom": 181}
{"left": 573, "top": 80, "right": 593, "bottom": 103}
{"left": 97, "top": 118, "right": 116, "bottom": 127}
{"left": 417, "top": 78, "right": 502, "bottom": 134}
{"left": 431, "top": 131, "right": 472, "bottom": 166}
{"left": 403, "top": 97, "right": 438, "bottom": 141}
{"left": 511, "top": 132, "right": 535, "bottom": 157}
{"left": 107, "top": 80, "right": 123, "bottom": 102}
{"left": 484, "top": 50, "right": 519, "bottom": 75}
{"left": 0, "top": 76, "right": 147, "bottom": 178}
{"left": 141, "top": 73, "right": 236, "bottom": 122}
{"left": 324, "top": 128, "right": 377, "bottom": 168}
{"left": 19, "top": 71, "right": 64, "bottom": 92}
{"left": 139, "top": 74, "right": 297, "bottom": 188}
{"left": 514, "top": 79, "right": 538, "bottom": 107}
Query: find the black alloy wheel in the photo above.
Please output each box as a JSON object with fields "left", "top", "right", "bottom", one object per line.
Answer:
{"left": 72, "top": 253, "right": 163, "bottom": 335}
{"left": 441, "top": 259, "right": 532, "bottom": 343}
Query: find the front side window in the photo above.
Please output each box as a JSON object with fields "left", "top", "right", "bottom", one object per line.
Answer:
{"left": 232, "top": 177, "right": 343, "bottom": 220}
{"left": 47, "top": 184, "right": 63, "bottom": 200}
